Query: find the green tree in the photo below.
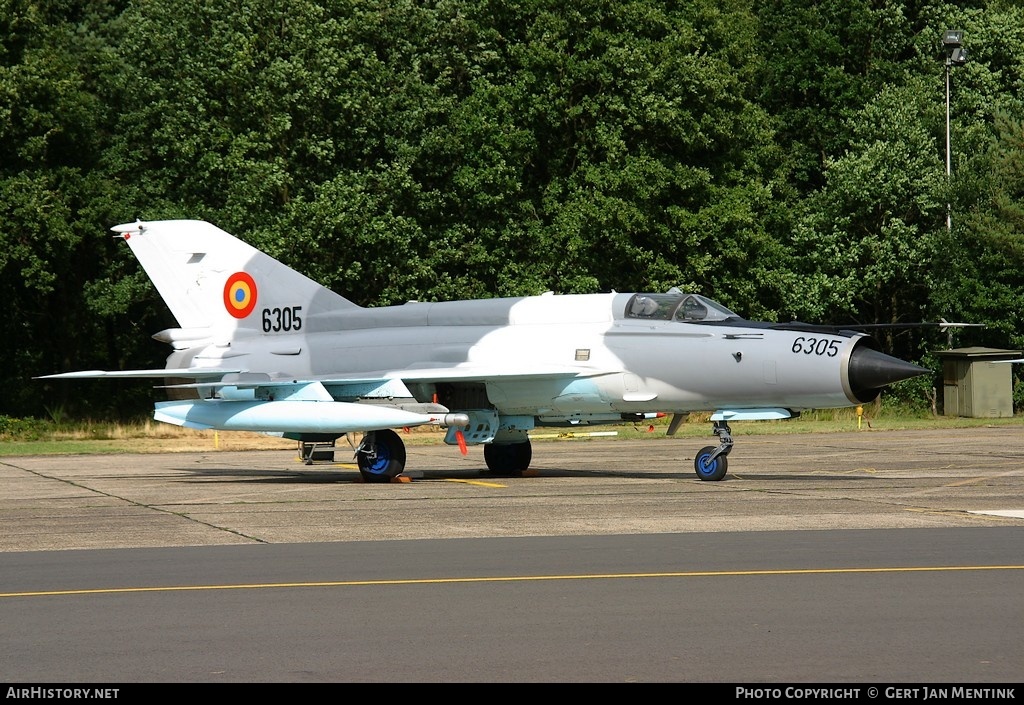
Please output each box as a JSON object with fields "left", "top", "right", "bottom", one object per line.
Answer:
{"left": 407, "top": 0, "right": 794, "bottom": 318}
{"left": 756, "top": 0, "right": 918, "bottom": 193}
{"left": 934, "top": 112, "right": 1024, "bottom": 353}
{"left": 0, "top": 0, "right": 155, "bottom": 417}
{"left": 7, "top": 0, "right": 1024, "bottom": 421}
{"left": 788, "top": 78, "right": 947, "bottom": 345}
{"left": 923, "top": 0, "right": 1024, "bottom": 363}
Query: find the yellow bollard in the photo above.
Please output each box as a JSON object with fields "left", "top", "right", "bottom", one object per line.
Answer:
{"left": 856, "top": 405, "right": 863, "bottom": 430}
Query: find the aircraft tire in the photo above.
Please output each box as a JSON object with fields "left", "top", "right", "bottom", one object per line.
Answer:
{"left": 694, "top": 445, "right": 728, "bottom": 481}
{"left": 356, "top": 429, "right": 407, "bottom": 483}
{"left": 484, "top": 440, "right": 532, "bottom": 476}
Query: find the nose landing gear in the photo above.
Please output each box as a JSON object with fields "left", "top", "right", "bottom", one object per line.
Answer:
{"left": 694, "top": 420, "right": 733, "bottom": 481}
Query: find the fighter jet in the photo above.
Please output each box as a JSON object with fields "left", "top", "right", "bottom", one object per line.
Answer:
{"left": 38, "top": 219, "right": 929, "bottom": 482}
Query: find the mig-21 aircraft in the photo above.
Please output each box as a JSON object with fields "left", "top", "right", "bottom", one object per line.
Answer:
{"left": 38, "top": 220, "right": 929, "bottom": 482}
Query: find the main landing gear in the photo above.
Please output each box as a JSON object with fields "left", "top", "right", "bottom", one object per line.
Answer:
{"left": 483, "top": 439, "right": 532, "bottom": 476}
{"left": 353, "top": 430, "right": 535, "bottom": 483}
{"left": 694, "top": 420, "right": 733, "bottom": 481}
{"left": 355, "top": 429, "right": 407, "bottom": 483}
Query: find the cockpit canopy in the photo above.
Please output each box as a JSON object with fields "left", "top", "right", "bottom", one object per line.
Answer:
{"left": 625, "top": 289, "right": 740, "bottom": 323}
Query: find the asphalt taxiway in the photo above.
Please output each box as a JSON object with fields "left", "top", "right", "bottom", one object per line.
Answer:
{"left": 2, "top": 426, "right": 1023, "bottom": 551}
{"left": 2, "top": 427, "right": 1023, "bottom": 682}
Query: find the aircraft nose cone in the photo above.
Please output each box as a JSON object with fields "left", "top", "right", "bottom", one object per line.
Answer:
{"left": 848, "top": 346, "right": 930, "bottom": 403}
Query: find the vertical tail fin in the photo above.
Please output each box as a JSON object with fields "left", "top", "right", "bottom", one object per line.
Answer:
{"left": 112, "top": 220, "right": 358, "bottom": 333}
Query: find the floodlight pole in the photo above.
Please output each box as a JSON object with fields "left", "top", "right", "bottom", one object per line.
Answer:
{"left": 945, "top": 56, "right": 952, "bottom": 232}
{"left": 942, "top": 29, "right": 966, "bottom": 233}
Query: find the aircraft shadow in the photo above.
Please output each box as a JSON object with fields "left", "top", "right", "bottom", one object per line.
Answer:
{"left": 164, "top": 465, "right": 879, "bottom": 484}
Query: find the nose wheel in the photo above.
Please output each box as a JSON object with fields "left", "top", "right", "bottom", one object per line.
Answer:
{"left": 694, "top": 421, "right": 733, "bottom": 481}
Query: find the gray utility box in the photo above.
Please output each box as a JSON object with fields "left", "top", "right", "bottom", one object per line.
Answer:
{"left": 935, "top": 347, "right": 1021, "bottom": 418}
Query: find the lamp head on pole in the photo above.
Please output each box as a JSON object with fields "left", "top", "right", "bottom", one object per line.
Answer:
{"left": 944, "top": 30, "right": 968, "bottom": 65}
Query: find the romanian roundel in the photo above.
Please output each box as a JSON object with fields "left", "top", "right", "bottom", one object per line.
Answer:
{"left": 223, "top": 272, "right": 258, "bottom": 319}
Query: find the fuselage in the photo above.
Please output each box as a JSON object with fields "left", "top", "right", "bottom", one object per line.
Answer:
{"left": 163, "top": 291, "right": 889, "bottom": 419}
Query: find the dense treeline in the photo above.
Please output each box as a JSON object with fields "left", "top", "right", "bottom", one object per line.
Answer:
{"left": 2, "top": 0, "right": 1023, "bottom": 420}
